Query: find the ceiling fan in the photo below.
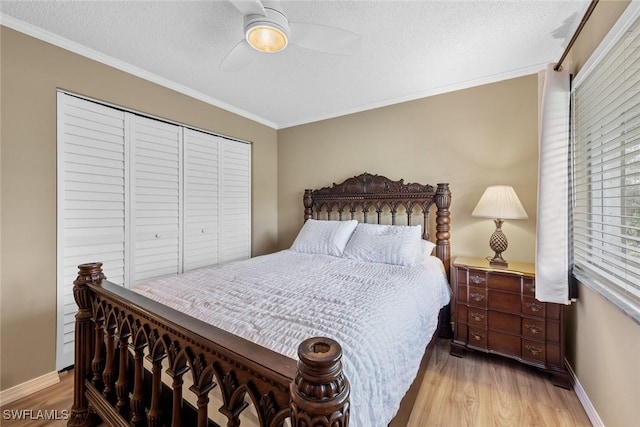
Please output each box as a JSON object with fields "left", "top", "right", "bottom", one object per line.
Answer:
{"left": 220, "top": 0, "right": 362, "bottom": 71}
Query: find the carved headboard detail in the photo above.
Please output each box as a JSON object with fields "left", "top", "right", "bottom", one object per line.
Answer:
{"left": 303, "top": 172, "right": 451, "bottom": 278}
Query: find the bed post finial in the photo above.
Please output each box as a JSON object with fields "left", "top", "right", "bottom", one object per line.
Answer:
{"left": 69, "top": 263, "right": 105, "bottom": 427}
{"left": 304, "top": 189, "right": 313, "bottom": 222}
{"left": 290, "top": 337, "right": 350, "bottom": 427}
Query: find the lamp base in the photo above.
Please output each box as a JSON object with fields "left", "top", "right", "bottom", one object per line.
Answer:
{"left": 488, "top": 219, "right": 508, "bottom": 268}
{"left": 488, "top": 255, "right": 508, "bottom": 268}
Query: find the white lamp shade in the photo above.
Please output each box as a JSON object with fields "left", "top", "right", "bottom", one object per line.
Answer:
{"left": 472, "top": 185, "right": 528, "bottom": 220}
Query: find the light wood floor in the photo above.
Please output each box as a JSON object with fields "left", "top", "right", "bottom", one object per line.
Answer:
{"left": 1, "top": 340, "right": 591, "bottom": 426}
{"left": 407, "top": 340, "right": 591, "bottom": 426}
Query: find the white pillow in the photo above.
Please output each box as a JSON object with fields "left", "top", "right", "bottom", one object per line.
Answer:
{"left": 342, "top": 223, "right": 423, "bottom": 266}
{"left": 421, "top": 239, "right": 437, "bottom": 257}
{"left": 290, "top": 219, "right": 358, "bottom": 257}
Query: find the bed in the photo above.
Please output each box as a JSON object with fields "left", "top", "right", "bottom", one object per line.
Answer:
{"left": 67, "top": 172, "right": 452, "bottom": 427}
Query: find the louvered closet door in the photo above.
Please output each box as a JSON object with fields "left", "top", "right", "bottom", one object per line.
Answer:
{"left": 130, "top": 115, "right": 182, "bottom": 286}
{"left": 219, "top": 140, "right": 251, "bottom": 263}
{"left": 57, "top": 93, "right": 126, "bottom": 369}
{"left": 183, "top": 129, "right": 220, "bottom": 271}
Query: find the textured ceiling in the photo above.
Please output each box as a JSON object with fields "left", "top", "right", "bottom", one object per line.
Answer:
{"left": 1, "top": 0, "right": 588, "bottom": 129}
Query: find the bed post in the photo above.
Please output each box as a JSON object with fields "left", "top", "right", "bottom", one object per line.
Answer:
{"left": 68, "top": 263, "right": 104, "bottom": 427}
{"left": 435, "top": 183, "right": 453, "bottom": 339}
{"left": 290, "top": 337, "right": 350, "bottom": 427}
{"left": 435, "top": 183, "right": 451, "bottom": 278}
{"left": 303, "top": 189, "right": 313, "bottom": 221}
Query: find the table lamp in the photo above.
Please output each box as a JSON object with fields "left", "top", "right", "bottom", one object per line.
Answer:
{"left": 472, "top": 185, "right": 528, "bottom": 267}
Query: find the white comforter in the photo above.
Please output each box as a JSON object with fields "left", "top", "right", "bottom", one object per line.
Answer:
{"left": 134, "top": 250, "right": 451, "bottom": 426}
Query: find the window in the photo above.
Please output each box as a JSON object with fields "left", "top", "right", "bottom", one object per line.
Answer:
{"left": 572, "top": 6, "right": 640, "bottom": 321}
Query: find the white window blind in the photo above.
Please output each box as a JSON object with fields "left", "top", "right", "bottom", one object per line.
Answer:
{"left": 572, "top": 11, "right": 640, "bottom": 316}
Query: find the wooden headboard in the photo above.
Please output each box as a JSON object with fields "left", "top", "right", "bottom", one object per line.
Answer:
{"left": 303, "top": 172, "right": 451, "bottom": 278}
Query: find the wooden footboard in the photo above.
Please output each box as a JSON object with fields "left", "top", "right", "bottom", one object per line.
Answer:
{"left": 68, "top": 263, "right": 350, "bottom": 427}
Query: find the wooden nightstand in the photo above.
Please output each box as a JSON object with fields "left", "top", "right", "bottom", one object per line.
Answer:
{"left": 450, "top": 256, "right": 571, "bottom": 389}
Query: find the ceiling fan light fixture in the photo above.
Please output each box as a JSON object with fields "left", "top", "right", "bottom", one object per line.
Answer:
{"left": 244, "top": 8, "right": 289, "bottom": 53}
{"left": 246, "top": 25, "right": 287, "bottom": 53}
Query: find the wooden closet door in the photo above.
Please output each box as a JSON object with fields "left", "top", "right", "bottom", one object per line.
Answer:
{"left": 183, "top": 129, "right": 220, "bottom": 271}
{"left": 130, "top": 115, "right": 182, "bottom": 286}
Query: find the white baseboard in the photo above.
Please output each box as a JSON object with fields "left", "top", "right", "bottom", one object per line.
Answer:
{"left": 0, "top": 371, "right": 60, "bottom": 406}
{"left": 566, "top": 359, "right": 604, "bottom": 427}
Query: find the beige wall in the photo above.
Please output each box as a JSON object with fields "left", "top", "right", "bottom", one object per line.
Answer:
{"left": 278, "top": 2, "right": 640, "bottom": 425}
{"left": 277, "top": 75, "right": 539, "bottom": 263}
{"left": 0, "top": 27, "right": 278, "bottom": 390}
{"left": 563, "top": 1, "right": 640, "bottom": 426}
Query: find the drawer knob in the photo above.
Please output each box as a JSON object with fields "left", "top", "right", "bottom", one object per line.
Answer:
{"left": 525, "top": 283, "right": 535, "bottom": 293}
{"left": 470, "top": 332, "right": 485, "bottom": 341}
{"left": 471, "top": 275, "right": 485, "bottom": 284}
{"left": 470, "top": 313, "right": 485, "bottom": 321}
{"left": 525, "top": 345, "right": 543, "bottom": 356}
{"left": 470, "top": 293, "right": 485, "bottom": 302}
{"left": 525, "top": 324, "right": 543, "bottom": 334}
{"left": 525, "top": 302, "right": 543, "bottom": 312}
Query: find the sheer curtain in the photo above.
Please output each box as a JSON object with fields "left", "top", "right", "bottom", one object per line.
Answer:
{"left": 536, "top": 63, "right": 573, "bottom": 304}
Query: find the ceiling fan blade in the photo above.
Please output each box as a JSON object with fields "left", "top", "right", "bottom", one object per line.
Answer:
{"left": 228, "top": 0, "right": 265, "bottom": 16}
{"left": 289, "top": 22, "right": 362, "bottom": 56}
{"left": 219, "top": 39, "right": 257, "bottom": 71}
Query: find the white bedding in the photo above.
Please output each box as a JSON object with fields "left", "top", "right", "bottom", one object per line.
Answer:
{"left": 134, "top": 250, "right": 451, "bottom": 427}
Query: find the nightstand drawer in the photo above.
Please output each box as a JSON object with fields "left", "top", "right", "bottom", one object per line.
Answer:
{"left": 456, "top": 303, "right": 468, "bottom": 322}
{"left": 488, "top": 273, "right": 521, "bottom": 293}
{"left": 468, "top": 286, "right": 487, "bottom": 307}
{"left": 468, "top": 326, "right": 487, "bottom": 349}
{"left": 456, "top": 268, "right": 468, "bottom": 285}
{"left": 546, "top": 303, "right": 561, "bottom": 321}
{"left": 523, "top": 278, "right": 536, "bottom": 296}
{"left": 522, "top": 318, "right": 546, "bottom": 340}
{"left": 456, "top": 285, "right": 468, "bottom": 303}
{"left": 488, "top": 290, "right": 520, "bottom": 313}
{"left": 522, "top": 339, "right": 546, "bottom": 363}
{"left": 546, "top": 320, "right": 561, "bottom": 343}
{"left": 468, "top": 270, "right": 486, "bottom": 286}
{"left": 522, "top": 296, "right": 545, "bottom": 317}
{"left": 546, "top": 343, "right": 562, "bottom": 366}
{"left": 467, "top": 308, "right": 487, "bottom": 326}
{"left": 489, "top": 330, "right": 521, "bottom": 357}
{"left": 455, "top": 321, "right": 468, "bottom": 342}
{"left": 488, "top": 310, "right": 520, "bottom": 335}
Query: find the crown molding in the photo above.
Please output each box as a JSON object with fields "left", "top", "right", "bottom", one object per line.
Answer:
{"left": 278, "top": 63, "right": 544, "bottom": 129}
{"left": 0, "top": 14, "right": 278, "bottom": 130}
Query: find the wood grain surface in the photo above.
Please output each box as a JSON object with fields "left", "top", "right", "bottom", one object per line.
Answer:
{"left": 1, "top": 340, "right": 590, "bottom": 427}
{"left": 407, "top": 340, "right": 591, "bottom": 426}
